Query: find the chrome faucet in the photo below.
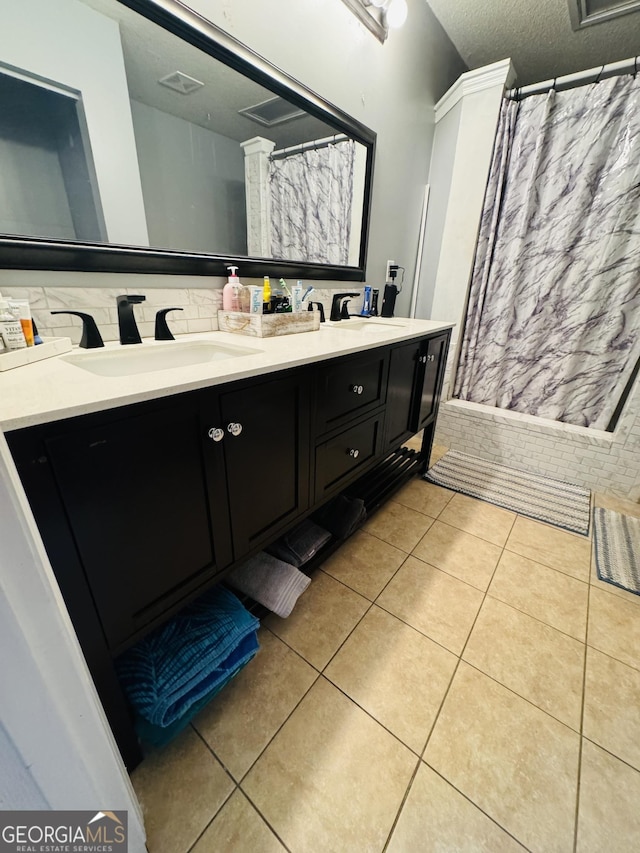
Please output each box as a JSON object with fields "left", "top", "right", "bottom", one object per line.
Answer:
{"left": 117, "top": 294, "right": 146, "bottom": 344}
{"left": 330, "top": 292, "right": 360, "bottom": 321}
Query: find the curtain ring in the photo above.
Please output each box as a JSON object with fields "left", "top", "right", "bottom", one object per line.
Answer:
{"left": 595, "top": 64, "right": 605, "bottom": 84}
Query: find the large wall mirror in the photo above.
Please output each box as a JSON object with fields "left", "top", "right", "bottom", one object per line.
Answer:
{"left": 0, "top": 0, "right": 376, "bottom": 280}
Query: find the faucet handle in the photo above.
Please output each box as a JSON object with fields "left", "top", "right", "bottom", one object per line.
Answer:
{"left": 155, "top": 307, "right": 183, "bottom": 341}
{"left": 117, "top": 294, "right": 146, "bottom": 305}
{"left": 50, "top": 311, "right": 104, "bottom": 349}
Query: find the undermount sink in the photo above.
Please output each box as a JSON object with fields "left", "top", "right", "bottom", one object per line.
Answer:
{"left": 327, "top": 319, "right": 407, "bottom": 332}
{"left": 60, "top": 340, "right": 263, "bottom": 377}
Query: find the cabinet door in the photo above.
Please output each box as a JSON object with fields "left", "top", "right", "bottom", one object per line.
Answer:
{"left": 45, "top": 399, "right": 225, "bottom": 651}
{"left": 211, "top": 372, "right": 310, "bottom": 560}
{"left": 411, "top": 333, "right": 449, "bottom": 433}
{"left": 383, "top": 340, "right": 420, "bottom": 451}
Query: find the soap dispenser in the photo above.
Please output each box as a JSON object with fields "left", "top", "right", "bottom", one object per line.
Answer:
{"left": 223, "top": 266, "right": 242, "bottom": 312}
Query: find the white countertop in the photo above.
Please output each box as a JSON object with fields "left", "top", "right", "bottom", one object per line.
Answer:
{"left": 0, "top": 318, "right": 453, "bottom": 431}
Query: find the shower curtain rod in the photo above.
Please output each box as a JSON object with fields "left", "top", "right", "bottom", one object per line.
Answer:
{"left": 506, "top": 54, "right": 639, "bottom": 100}
{"left": 270, "top": 133, "right": 349, "bottom": 160}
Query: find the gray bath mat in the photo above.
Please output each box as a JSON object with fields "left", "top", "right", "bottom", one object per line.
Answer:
{"left": 593, "top": 508, "right": 640, "bottom": 595}
{"left": 425, "top": 450, "right": 590, "bottom": 535}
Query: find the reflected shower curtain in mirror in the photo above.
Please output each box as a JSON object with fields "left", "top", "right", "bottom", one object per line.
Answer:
{"left": 269, "top": 139, "right": 355, "bottom": 265}
{"left": 454, "top": 75, "right": 640, "bottom": 429}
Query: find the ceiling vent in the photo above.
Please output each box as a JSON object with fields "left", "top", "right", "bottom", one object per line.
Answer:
{"left": 569, "top": 0, "right": 640, "bottom": 29}
{"left": 238, "top": 96, "right": 306, "bottom": 127}
{"left": 158, "top": 71, "right": 204, "bottom": 95}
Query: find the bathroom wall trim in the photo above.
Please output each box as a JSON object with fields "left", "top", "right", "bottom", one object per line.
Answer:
{"left": 435, "top": 58, "right": 515, "bottom": 123}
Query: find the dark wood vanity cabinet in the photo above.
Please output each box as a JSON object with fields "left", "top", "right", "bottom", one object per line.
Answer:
{"left": 6, "top": 329, "right": 449, "bottom": 769}
{"left": 383, "top": 332, "right": 449, "bottom": 452}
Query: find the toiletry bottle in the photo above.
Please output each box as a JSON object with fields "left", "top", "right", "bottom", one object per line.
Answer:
{"left": 292, "top": 281, "right": 304, "bottom": 313}
{"left": 361, "top": 286, "right": 372, "bottom": 316}
{"left": 223, "top": 266, "right": 242, "bottom": 312}
{"left": 8, "top": 298, "right": 34, "bottom": 346}
{"left": 262, "top": 276, "right": 271, "bottom": 313}
{"left": 370, "top": 289, "right": 379, "bottom": 316}
{"left": 0, "top": 298, "right": 27, "bottom": 350}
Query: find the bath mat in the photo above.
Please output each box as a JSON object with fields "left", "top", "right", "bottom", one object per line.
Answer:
{"left": 425, "top": 450, "right": 590, "bottom": 535}
{"left": 593, "top": 508, "right": 640, "bottom": 595}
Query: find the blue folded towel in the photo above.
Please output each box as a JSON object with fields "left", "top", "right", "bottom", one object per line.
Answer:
{"left": 134, "top": 631, "right": 259, "bottom": 747}
{"left": 116, "top": 586, "right": 259, "bottom": 727}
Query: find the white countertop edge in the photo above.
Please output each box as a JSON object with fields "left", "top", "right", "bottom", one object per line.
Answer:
{"left": 1, "top": 319, "right": 454, "bottom": 432}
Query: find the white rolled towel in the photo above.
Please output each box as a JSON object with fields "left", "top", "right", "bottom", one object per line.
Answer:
{"left": 226, "top": 552, "right": 311, "bottom": 618}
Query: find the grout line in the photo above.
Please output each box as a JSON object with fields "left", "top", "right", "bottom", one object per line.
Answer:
{"left": 484, "top": 590, "right": 586, "bottom": 644}
{"left": 237, "top": 789, "right": 294, "bottom": 853}
{"left": 381, "top": 755, "right": 423, "bottom": 852}
{"left": 581, "top": 735, "right": 640, "bottom": 775}
{"left": 423, "top": 764, "right": 534, "bottom": 852}
{"left": 573, "top": 566, "right": 591, "bottom": 853}
{"left": 501, "top": 544, "right": 591, "bottom": 586}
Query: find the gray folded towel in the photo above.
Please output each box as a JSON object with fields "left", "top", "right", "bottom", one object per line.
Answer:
{"left": 268, "top": 519, "right": 332, "bottom": 567}
{"left": 226, "top": 552, "right": 311, "bottom": 618}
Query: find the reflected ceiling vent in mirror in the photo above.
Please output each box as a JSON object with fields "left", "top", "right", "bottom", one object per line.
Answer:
{"left": 569, "top": 0, "right": 640, "bottom": 29}
{"left": 238, "top": 96, "right": 306, "bottom": 127}
{"left": 158, "top": 71, "right": 204, "bottom": 95}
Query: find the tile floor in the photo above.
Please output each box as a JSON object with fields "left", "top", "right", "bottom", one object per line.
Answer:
{"left": 132, "top": 447, "right": 640, "bottom": 853}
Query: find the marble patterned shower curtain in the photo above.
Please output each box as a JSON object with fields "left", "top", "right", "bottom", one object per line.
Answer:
{"left": 454, "top": 75, "right": 640, "bottom": 430}
{"left": 269, "top": 139, "right": 355, "bottom": 265}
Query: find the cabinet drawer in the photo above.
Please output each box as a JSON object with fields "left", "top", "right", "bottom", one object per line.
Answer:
{"left": 315, "top": 414, "right": 383, "bottom": 501}
{"left": 316, "top": 350, "right": 388, "bottom": 433}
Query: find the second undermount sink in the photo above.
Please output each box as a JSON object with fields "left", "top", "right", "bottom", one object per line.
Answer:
{"left": 60, "top": 340, "right": 263, "bottom": 377}
{"left": 327, "top": 319, "right": 407, "bottom": 332}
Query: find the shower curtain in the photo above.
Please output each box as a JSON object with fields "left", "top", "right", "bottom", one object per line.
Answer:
{"left": 454, "top": 75, "right": 640, "bottom": 430}
{"left": 269, "top": 139, "right": 355, "bottom": 265}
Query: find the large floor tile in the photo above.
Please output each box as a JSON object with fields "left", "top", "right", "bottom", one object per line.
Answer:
{"left": 577, "top": 740, "right": 640, "bottom": 852}
{"left": 193, "top": 629, "right": 317, "bottom": 780}
{"left": 387, "top": 763, "right": 525, "bottom": 852}
{"left": 412, "top": 520, "right": 502, "bottom": 591}
{"left": 583, "top": 647, "right": 640, "bottom": 771}
{"left": 489, "top": 550, "right": 588, "bottom": 640}
{"left": 438, "top": 492, "right": 516, "bottom": 546}
{"left": 191, "top": 790, "right": 286, "bottom": 853}
{"left": 325, "top": 605, "right": 457, "bottom": 753}
{"left": 588, "top": 587, "right": 640, "bottom": 671}
{"left": 320, "top": 529, "right": 405, "bottom": 600}
{"left": 463, "top": 597, "right": 585, "bottom": 730}
{"left": 392, "top": 478, "right": 453, "bottom": 518}
{"left": 505, "top": 515, "right": 591, "bottom": 581}
{"left": 430, "top": 443, "right": 449, "bottom": 465}
{"left": 363, "top": 500, "right": 434, "bottom": 552}
{"left": 425, "top": 663, "right": 580, "bottom": 853}
{"left": 377, "top": 555, "right": 484, "bottom": 654}
{"left": 594, "top": 491, "right": 640, "bottom": 520}
{"left": 264, "top": 571, "right": 369, "bottom": 670}
{"left": 131, "top": 727, "right": 234, "bottom": 853}
{"left": 242, "top": 677, "right": 416, "bottom": 853}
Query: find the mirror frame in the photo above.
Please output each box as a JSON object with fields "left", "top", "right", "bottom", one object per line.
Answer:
{"left": 0, "top": 0, "right": 376, "bottom": 281}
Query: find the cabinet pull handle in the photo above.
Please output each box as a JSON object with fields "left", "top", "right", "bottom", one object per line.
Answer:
{"left": 227, "top": 422, "right": 243, "bottom": 437}
{"left": 348, "top": 448, "right": 360, "bottom": 458}
{"left": 350, "top": 384, "right": 364, "bottom": 395}
{"left": 208, "top": 427, "right": 225, "bottom": 442}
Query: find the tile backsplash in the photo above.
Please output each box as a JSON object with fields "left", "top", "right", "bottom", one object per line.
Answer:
{"left": 0, "top": 284, "right": 365, "bottom": 346}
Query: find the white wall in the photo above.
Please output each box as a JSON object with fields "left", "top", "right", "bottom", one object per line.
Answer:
{"left": 1, "top": 0, "right": 148, "bottom": 245}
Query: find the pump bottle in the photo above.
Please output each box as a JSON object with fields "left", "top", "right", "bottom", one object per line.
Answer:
{"left": 222, "top": 266, "right": 242, "bottom": 311}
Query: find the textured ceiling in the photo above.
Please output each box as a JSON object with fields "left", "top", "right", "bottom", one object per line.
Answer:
{"left": 425, "top": 0, "right": 640, "bottom": 86}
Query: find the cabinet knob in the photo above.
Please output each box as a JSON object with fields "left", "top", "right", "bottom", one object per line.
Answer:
{"left": 419, "top": 355, "right": 427, "bottom": 364}
{"left": 208, "top": 427, "right": 225, "bottom": 442}
{"left": 227, "top": 422, "right": 243, "bottom": 437}
{"left": 348, "top": 448, "right": 360, "bottom": 458}
{"left": 428, "top": 354, "right": 436, "bottom": 362}
{"left": 350, "top": 384, "right": 364, "bottom": 395}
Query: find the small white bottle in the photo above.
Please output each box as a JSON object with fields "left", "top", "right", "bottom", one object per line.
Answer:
{"left": 0, "top": 298, "right": 27, "bottom": 351}
{"left": 222, "top": 266, "right": 242, "bottom": 312}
